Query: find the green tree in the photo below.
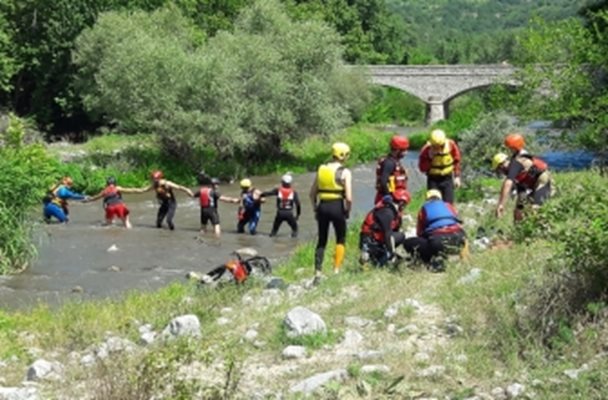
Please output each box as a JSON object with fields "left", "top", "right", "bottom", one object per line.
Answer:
{"left": 73, "top": 1, "right": 370, "bottom": 162}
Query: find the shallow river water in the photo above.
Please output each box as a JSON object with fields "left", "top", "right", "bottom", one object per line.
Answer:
{"left": 0, "top": 153, "right": 425, "bottom": 310}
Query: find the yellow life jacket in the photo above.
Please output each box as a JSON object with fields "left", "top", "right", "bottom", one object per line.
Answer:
{"left": 317, "top": 162, "right": 344, "bottom": 201}
{"left": 429, "top": 141, "right": 454, "bottom": 176}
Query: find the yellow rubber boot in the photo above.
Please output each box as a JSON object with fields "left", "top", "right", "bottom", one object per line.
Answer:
{"left": 333, "top": 244, "right": 345, "bottom": 274}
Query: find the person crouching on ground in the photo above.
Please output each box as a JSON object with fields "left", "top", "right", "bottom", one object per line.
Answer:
{"left": 359, "top": 189, "right": 410, "bottom": 268}
{"left": 193, "top": 172, "right": 239, "bottom": 237}
{"left": 237, "top": 178, "right": 264, "bottom": 235}
{"left": 494, "top": 132, "right": 552, "bottom": 222}
{"left": 403, "top": 189, "right": 466, "bottom": 272}
{"left": 85, "top": 176, "right": 148, "bottom": 228}
{"left": 145, "top": 170, "right": 193, "bottom": 230}
{"left": 42, "top": 176, "right": 89, "bottom": 223}
{"left": 261, "top": 173, "right": 302, "bottom": 238}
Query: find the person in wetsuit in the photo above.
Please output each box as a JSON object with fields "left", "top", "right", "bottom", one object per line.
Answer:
{"left": 309, "top": 142, "right": 353, "bottom": 284}
{"left": 262, "top": 174, "right": 301, "bottom": 238}
{"left": 193, "top": 172, "right": 239, "bottom": 237}
{"left": 42, "top": 176, "right": 88, "bottom": 223}
{"left": 237, "top": 178, "right": 264, "bottom": 235}
{"left": 375, "top": 135, "right": 410, "bottom": 204}
{"left": 145, "top": 170, "right": 193, "bottom": 230}
{"left": 85, "top": 176, "right": 148, "bottom": 228}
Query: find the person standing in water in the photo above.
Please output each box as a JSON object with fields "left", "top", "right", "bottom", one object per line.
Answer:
{"left": 262, "top": 173, "right": 302, "bottom": 238}
{"left": 145, "top": 170, "right": 193, "bottom": 230}
{"left": 85, "top": 176, "right": 148, "bottom": 229}
{"left": 193, "top": 172, "right": 239, "bottom": 237}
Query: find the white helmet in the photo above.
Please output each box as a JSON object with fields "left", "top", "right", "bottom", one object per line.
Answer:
{"left": 281, "top": 174, "right": 293, "bottom": 185}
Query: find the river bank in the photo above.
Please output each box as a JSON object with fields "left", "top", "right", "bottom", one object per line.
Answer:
{"left": 0, "top": 170, "right": 606, "bottom": 399}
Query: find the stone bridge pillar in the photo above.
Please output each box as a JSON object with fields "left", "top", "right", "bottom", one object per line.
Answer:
{"left": 426, "top": 98, "right": 446, "bottom": 125}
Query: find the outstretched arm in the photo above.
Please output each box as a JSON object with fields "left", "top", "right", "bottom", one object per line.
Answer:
{"left": 117, "top": 186, "right": 149, "bottom": 194}
{"left": 166, "top": 181, "right": 194, "bottom": 197}
{"left": 219, "top": 195, "right": 240, "bottom": 204}
{"left": 56, "top": 186, "right": 87, "bottom": 201}
{"left": 84, "top": 190, "right": 104, "bottom": 203}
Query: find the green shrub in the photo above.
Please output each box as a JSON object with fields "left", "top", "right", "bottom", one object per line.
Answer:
{"left": 361, "top": 87, "right": 425, "bottom": 125}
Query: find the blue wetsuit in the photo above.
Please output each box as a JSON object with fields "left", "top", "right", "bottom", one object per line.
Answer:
{"left": 43, "top": 185, "right": 86, "bottom": 223}
{"left": 237, "top": 191, "right": 261, "bottom": 235}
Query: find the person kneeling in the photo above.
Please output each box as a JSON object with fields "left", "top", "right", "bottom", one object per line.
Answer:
{"left": 403, "top": 189, "right": 466, "bottom": 272}
{"left": 359, "top": 189, "right": 409, "bottom": 268}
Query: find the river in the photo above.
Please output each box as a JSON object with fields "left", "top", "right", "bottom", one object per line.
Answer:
{"left": 0, "top": 152, "right": 425, "bottom": 310}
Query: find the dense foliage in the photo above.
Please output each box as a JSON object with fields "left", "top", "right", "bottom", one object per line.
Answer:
{"left": 387, "top": 0, "right": 579, "bottom": 64}
{"left": 74, "top": 1, "right": 370, "bottom": 163}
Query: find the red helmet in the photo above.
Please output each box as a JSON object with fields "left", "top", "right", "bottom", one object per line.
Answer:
{"left": 392, "top": 188, "right": 410, "bottom": 206}
{"left": 151, "top": 170, "right": 163, "bottom": 181}
{"left": 390, "top": 135, "right": 409, "bottom": 151}
{"left": 504, "top": 133, "right": 525, "bottom": 152}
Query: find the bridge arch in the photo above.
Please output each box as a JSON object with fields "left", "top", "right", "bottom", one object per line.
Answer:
{"left": 366, "top": 65, "right": 518, "bottom": 124}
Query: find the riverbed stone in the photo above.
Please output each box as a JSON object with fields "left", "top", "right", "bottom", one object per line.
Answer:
{"left": 284, "top": 306, "right": 326, "bottom": 338}
{"left": 289, "top": 369, "right": 348, "bottom": 394}
{"left": 282, "top": 346, "right": 307, "bottom": 359}
{"left": 0, "top": 387, "right": 40, "bottom": 400}
{"left": 26, "top": 359, "right": 62, "bottom": 381}
{"left": 361, "top": 364, "right": 390, "bottom": 374}
{"left": 162, "top": 314, "right": 201, "bottom": 339}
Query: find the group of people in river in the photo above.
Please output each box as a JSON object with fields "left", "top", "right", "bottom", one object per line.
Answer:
{"left": 43, "top": 129, "right": 552, "bottom": 283}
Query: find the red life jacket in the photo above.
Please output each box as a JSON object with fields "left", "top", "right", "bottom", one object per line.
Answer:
{"left": 199, "top": 187, "right": 215, "bottom": 208}
{"left": 278, "top": 187, "right": 294, "bottom": 210}
{"left": 514, "top": 154, "right": 548, "bottom": 188}
{"left": 102, "top": 184, "right": 122, "bottom": 205}
{"left": 226, "top": 260, "right": 249, "bottom": 283}
{"left": 360, "top": 203, "right": 401, "bottom": 243}
{"left": 375, "top": 156, "right": 408, "bottom": 192}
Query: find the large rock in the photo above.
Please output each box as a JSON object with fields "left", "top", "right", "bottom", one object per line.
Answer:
{"left": 0, "top": 387, "right": 40, "bottom": 400}
{"left": 289, "top": 369, "right": 348, "bottom": 394}
{"left": 284, "top": 307, "right": 326, "bottom": 338}
{"left": 162, "top": 314, "right": 201, "bottom": 339}
{"left": 26, "top": 359, "right": 62, "bottom": 381}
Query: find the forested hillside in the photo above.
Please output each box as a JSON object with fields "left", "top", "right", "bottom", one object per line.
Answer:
{"left": 388, "top": 0, "right": 582, "bottom": 63}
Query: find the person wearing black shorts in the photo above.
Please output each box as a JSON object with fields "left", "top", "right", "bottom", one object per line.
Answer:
{"left": 193, "top": 173, "right": 239, "bottom": 237}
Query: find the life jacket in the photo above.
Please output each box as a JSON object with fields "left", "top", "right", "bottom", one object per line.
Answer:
{"left": 423, "top": 200, "right": 460, "bottom": 234}
{"left": 225, "top": 259, "right": 249, "bottom": 284}
{"left": 514, "top": 154, "right": 548, "bottom": 189}
{"left": 154, "top": 181, "right": 174, "bottom": 201}
{"left": 199, "top": 186, "right": 215, "bottom": 208}
{"left": 44, "top": 184, "right": 67, "bottom": 207}
{"left": 102, "top": 184, "right": 122, "bottom": 206}
{"left": 317, "top": 163, "right": 344, "bottom": 201}
{"left": 428, "top": 141, "right": 455, "bottom": 176}
{"left": 277, "top": 187, "right": 295, "bottom": 210}
{"left": 360, "top": 203, "right": 401, "bottom": 243}
{"left": 375, "top": 156, "right": 408, "bottom": 192}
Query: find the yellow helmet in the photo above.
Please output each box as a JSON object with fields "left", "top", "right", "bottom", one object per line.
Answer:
{"left": 430, "top": 129, "right": 447, "bottom": 146}
{"left": 239, "top": 178, "right": 252, "bottom": 189}
{"left": 426, "top": 189, "right": 442, "bottom": 200}
{"left": 491, "top": 153, "right": 509, "bottom": 171}
{"left": 331, "top": 142, "right": 350, "bottom": 161}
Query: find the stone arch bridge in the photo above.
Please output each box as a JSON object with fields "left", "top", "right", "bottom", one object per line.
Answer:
{"left": 365, "top": 64, "right": 518, "bottom": 124}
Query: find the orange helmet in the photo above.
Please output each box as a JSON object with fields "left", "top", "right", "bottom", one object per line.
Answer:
{"left": 151, "top": 170, "right": 163, "bottom": 181}
{"left": 390, "top": 135, "right": 409, "bottom": 152}
{"left": 62, "top": 176, "right": 73, "bottom": 186}
{"left": 504, "top": 133, "right": 525, "bottom": 152}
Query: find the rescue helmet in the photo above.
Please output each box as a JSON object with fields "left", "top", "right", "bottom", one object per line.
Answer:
{"left": 281, "top": 174, "right": 293, "bottom": 185}
{"left": 491, "top": 152, "right": 509, "bottom": 171}
{"left": 151, "top": 170, "right": 163, "bottom": 181}
{"left": 62, "top": 176, "right": 74, "bottom": 186}
{"left": 240, "top": 178, "right": 252, "bottom": 189}
{"left": 426, "top": 189, "right": 442, "bottom": 200}
{"left": 430, "top": 129, "right": 447, "bottom": 146}
{"left": 106, "top": 176, "right": 117, "bottom": 186}
{"left": 504, "top": 133, "right": 525, "bottom": 152}
{"left": 331, "top": 142, "right": 350, "bottom": 161}
{"left": 390, "top": 135, "right": 409, "bottom": 151}
{"left": 392, "top": 188, "right": 410, "bottom": 206}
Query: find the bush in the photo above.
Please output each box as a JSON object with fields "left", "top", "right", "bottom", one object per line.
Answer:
{"left": 0, "top": 114, "right": 61, "bottom": 273}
